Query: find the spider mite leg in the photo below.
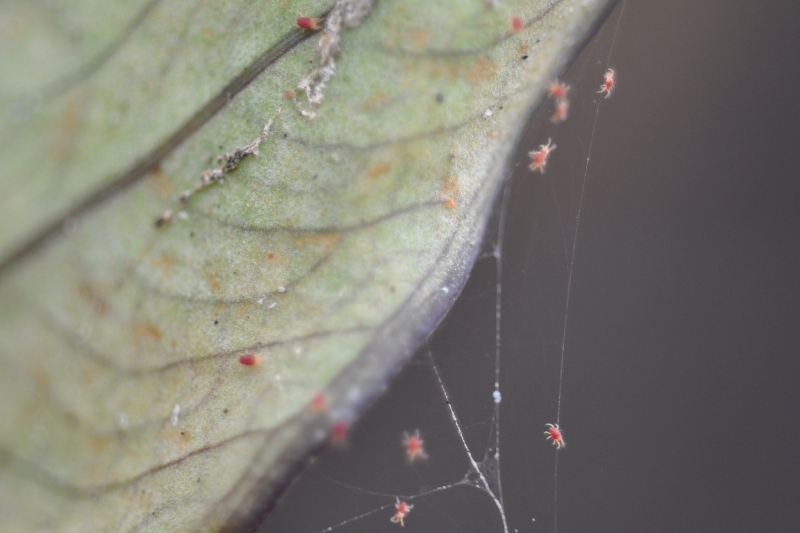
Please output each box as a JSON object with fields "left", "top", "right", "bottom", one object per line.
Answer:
{"left": 293, "top": 0, "right": 376, "bottom": 119}
{"left": 297, "top": 16, "right": 324, "bottom": 30}
{"left": 528, "top": 138, "right": 556, "bottom": 173}
{"left": 390, "top": 497, "right": 414, "bottom": 527}
{"left": 551, "top": 98, "right": 569, "bottom": 123}
{"left": 549, "top": 80, "right": 570, "bottom": 100}
{"left": 544, "top": 423, "right": 565, "bottom": 449}
{"left": 403, "top": 430, "right": 429, "bottom": 463}
{"left": 598, "top": 68, "right": 616, "bottom": 99}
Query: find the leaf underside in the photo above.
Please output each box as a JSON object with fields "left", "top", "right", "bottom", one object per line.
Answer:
{"left": 0, "top": 0, "right": 614, "bottom": 531}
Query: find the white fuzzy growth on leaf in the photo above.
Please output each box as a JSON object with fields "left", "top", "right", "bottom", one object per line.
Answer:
{"left": 294, "top": 0, "right": 376, "bottom": 119}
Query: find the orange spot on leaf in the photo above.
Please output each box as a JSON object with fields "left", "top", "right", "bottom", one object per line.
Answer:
{"left": 77, "top": 281, "right": 108, "bottom": 315}
{"left": 362, "top": 160, "right": 392, "bottom": 187}
{"left": 132, "top": 322, "right": 162, "bottom": 342}
{"left": 148, "top": 167, "right": 174, "bottom": 199}
{"left": 160, "top": 428, "right": 192, "bottom": 450}
{"left": 466, "top": 57, "right": 498, "bottom": 83}
{"left": 442, "top": 171, "right": 460, "bottom": 199}
{"left": 294, "top": 232, "right": 342, "bottom": 251}
{"left": 152, "top": 252, "right": 176, "bottom": 278}
{"left": 362, "top": 92, "right": 390, "bottom": 111}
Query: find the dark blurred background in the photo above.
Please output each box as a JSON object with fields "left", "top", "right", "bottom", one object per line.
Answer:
{"left": 262, "top": 1, "right": 800, "bottom": 531}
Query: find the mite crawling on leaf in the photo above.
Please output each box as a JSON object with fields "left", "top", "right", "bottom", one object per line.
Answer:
{"left": 155, "top": 106, "right": 282, "bottom": 227}
{"left": 512, "top": 16, "right": 524, "bottom": 33}
{"left": 528, "top": 138, "right": 556, "bottom": 173}
{"left": 238, "top": 354, "right": 259, "bottom": 366}
{"left": 390, "top": 497, "right": 414, "bottom": 527}
{"left": 293, "top": 0, "right": 376, "bottom": 119}
{"left": 297, "top": 17, "right": 324, "bottom": 31}
{"left": 598, "top": 68, "right": 616, "bottom": 98}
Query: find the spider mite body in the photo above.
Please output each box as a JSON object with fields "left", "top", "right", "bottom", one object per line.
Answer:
{"left": 551, "top": 98, "right": 569, "bottom": 123}
{"left": 238, "top": 354, "right": 259, "bottom": 366}
{"left": 528, "top": 138, "right": 557, "bottom": 173}
{"left": 330, "top": 420, "right": 350, "bottom": 446}
{"left": 549, "top": 81, "right": 570, "bottom": 100}
{"left": 598, "top": 68, "right": 616, "bottom": 99}
{"left": 297, "top": 16, "right": 323, "bottom": 30}
{"left": 403, "top": 430, "right": 429, "bottom": 463}
{"left": 544, "top": 423, "right": 565, "bottom": 449}
{"left": 390, "top": 497, "right": 414, "bottom": 527}
{"left": 311, "top": 392, "right": 328, "bottom": 413}
{"left": 512, "top": 16, "right": 524, "bottom": 32}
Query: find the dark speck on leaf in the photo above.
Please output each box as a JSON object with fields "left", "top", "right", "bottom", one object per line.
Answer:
{"left": 214, "top": 320, "right": 219, "bottom": 325}
{"left": 522, "top": 55, "right": 529, "bottom": 60}
{"left": 435, "top": 93, "right": 444, "bottom": 103}
{"left": 223, "top": 408, "right": 229, "bottom": 414}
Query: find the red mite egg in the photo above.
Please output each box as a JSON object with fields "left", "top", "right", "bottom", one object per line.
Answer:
{"left": 239, "top": 354, "right": 258, "bottom": 365}
{"left": 512, "top": 16, "right": 524, "bottom": 32}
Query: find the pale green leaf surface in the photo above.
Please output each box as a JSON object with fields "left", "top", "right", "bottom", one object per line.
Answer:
{"left": 0, "top": 0, "right": 613, "bottom": 531}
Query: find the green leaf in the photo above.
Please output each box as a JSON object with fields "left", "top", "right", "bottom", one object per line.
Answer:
{"left": 0, "top": 0, "right": 614, "bottom": 530}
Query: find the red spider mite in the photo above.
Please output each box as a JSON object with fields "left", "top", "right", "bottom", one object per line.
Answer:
{"left": 297, "top": 16, "right": 323, "bottom": 31}
{"left": 512, "top": 16, "right": 524, "bottom": 32}
{"left": 544, "top": 423, "right": 565, "bottom": 449}
{"left": 549, "top": 81, "right": 570, "bottom": 100}
{"left": 403, "top": 430, "right": 429, "bottom": 463}
{"left": 238, "top": 354, "right": 259, "bottom": 365}
{"left": 598, "top": 68, "right": 616, "bottom": 99}
{"left": 330, "top": 420, "right": 350, "bottom": 446}
{"left": 390, "top": 497, "right": 414, "bottom": 527}
{"left": 311, "top": 392, "right": 328, "bottom": 413}
{"left": 551, "top": 98, "right": 569, "bottom": 123}
{"left": 528, "top": 138, "right": 556, "bottom": 173}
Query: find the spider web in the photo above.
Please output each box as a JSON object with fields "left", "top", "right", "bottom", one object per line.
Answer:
{"left": 259, "top": 5, "right": 625, "bottom": 532}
